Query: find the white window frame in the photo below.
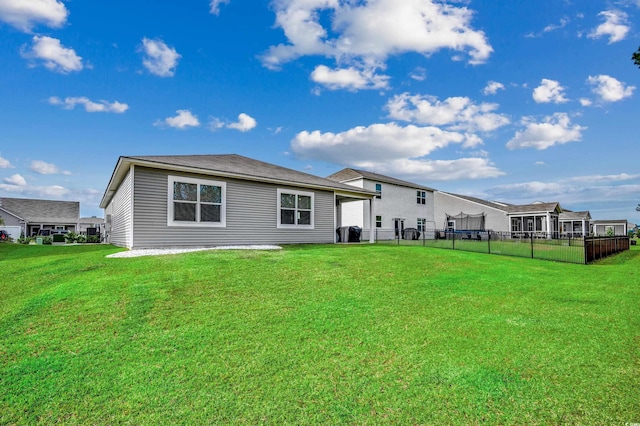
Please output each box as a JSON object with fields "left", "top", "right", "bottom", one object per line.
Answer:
{"left": 417, "top": 218, "right": 426, "bottom": 232}
{"left": 277, "top": 188, "right": 314, "bottom": 229}
{"left": 167, "top": 175, "right": 226, "bottom": 227}
{"left": 375, "top": 183, "right": 382, "bottom": 199}
{"left": 376, "top": 215, "right": 382, "bottom": 228}
{"left": 417, "top": 190, "right": 426, "bottom": 205}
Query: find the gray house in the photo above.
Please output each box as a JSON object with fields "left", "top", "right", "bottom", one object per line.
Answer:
{"left": 434, "top": 192, "right": 563, "bottom": 237}
{"left": 559, "top": 210, "right": 591, "bottom": 237}
{"left": 0, "top": 197, "right": 80, "bottom": 238}
{"left": 99, "top": 154, "right": 377, "bottom": 249}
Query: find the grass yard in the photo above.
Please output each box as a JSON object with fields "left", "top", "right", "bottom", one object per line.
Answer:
{"left": 1, "top": 243, "right": 639, "bottom": 424}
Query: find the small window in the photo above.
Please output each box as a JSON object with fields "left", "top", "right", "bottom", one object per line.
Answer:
{"left": 278, "top": 189, "right": 314, "bottom": 229}
{"left": 417, "top": 218, "right": 426, "bottom": 232}
{"left": 375, "top": 183, "right": 382, "bottom": 199}
{"left": 417, "top": 190, "right": 426, "bottom": 205}
{"left": 376, "top": 215, "right": 382, "bottom": 228}
{"left": 168, "top": 176, "right": 226, "bottom": 227}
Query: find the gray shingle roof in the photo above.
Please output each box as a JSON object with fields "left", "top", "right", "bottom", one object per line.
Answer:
{"left": 559, "top": 211, "right": 591, "bottom": 220}
{"left": 439, "top": 192, "right": 512, "bottom": 212}
{"left": 0, "top": 197, "right": 79, "bottom": 224}
{"left": 327, "top": 168, "right": 436, "bottom": 192}
{"left": 101, "top": 154, "right": 377, "bottom": 208}
{"left": 440, "top": 192, "right": 563, "bottom": 215}
{"left": 505, "top": 202, "right": 562, "bottom": 215}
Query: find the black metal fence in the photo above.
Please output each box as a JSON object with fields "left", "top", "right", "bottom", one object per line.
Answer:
{"left": 372, "top": 229, "right": 630, "bottom": 264}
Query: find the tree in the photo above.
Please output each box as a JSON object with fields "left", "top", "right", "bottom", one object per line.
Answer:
{"left": 633, "top": 47, "right": 640, "bottom": 69}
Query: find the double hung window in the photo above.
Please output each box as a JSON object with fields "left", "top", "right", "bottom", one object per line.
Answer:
{"left": 278, "top": 189, "right": 314, "bottom": 229}
{"left": 417, "top": 191, "right": 426, "bottom": 205}
{"left": 168, "top": 176, "right": 226, "bottom": 227}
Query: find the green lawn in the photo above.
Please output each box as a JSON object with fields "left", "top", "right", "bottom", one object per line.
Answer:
{"left": 1, "top": 243, "right": 638, "bottom": 424}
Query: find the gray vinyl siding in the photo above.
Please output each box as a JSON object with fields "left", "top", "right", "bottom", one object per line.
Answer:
{"left": 108, "top": 167, "right": 133, "bottom": 248}
{"left": 131, "top": 166, "right": 336, "bottom": 248}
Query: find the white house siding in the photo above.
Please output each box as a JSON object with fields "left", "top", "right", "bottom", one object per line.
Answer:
{"left": 359, "top": 180, "right": 434, "bottom": 240}
{"left": 434, "top": 192, "right": 508, "bottom": 232}
{"left": 106, "top": 167, "right": 133, "bottom": 248}
{"left": 130, "top": 167, "right": 336, "bottom": 248}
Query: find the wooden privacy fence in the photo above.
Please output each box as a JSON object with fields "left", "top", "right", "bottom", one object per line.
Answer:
{"left": 584, "top": 236, "right": 630, "bottom": 262}
{"left": 375, "top": 230, "right": 630, "bottom": 264}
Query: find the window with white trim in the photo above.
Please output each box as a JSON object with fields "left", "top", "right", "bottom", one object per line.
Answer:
{"left": 277, "top": 189, "right": 314, "bottom": 229}
{"left": 376, "top": 215, "right": 382, "bottom": 228}
{"left": 417, "top": 190, "right": 426, "bottom": 205}
{"left": 168, "top": 176, "right": 226, "bottom": 227}
{"left": 417, "top": 218, "right": 426, "bottom": 232}
{"left": 375, "top": 183, "right": 382, "bottom": 199}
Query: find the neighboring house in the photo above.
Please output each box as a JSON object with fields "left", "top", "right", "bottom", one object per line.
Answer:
{"left": 434, "top": 192, "right": 513, "bottom": 233}
{"left": 99, "top": 154, "right": 377, "bottom": 249}
{"left": 79, "top": 216, "right": 105, "bottom": 236}
{"left": 435, "top": 192, "right": 563, "bottom": 237}
{"left": 0, "top": 197, "right": 80, "bottom": 237}
{"left": 559, "top": 210, "right": 591, "bottom": 237}
{"left": 327, "top": 168, "right": 436, "bottom": 240}
{"left": 590, "top": 220, "right": 632, "bottom": 236}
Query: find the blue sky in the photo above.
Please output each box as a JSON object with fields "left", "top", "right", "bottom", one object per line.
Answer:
{"left": 0, "top": 0, "right": 639, "bottom": 223}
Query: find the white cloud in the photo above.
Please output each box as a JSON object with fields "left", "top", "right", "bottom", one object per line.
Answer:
{"left": 227, "top": 113, "right": 257, "bottom": 132}
{"left": 0, "top": 183, "right": 70, "bottom": 198}
{"left": 568, "top": 173, "right": 640, "bottom": 183}
{"left": 483, "top": 81, "right": 505, "bottom": 95}
{"left": 311, "top": 64, "right": 389, "bottom": 91}
{"left": 210, "top": 0, "right": 230, "bottom": 15}
{"left": 155, "top": 109, "right": 200, "bottom": 129}
{"left": 49, "top": 96, "right": 129, "bottom": 113}
{"left": 290, "top": 121, "right": 503, "bottom": 180}
{"left": 261, "top": 0, "right": 492, "bottom": 91}
{"left": 588, "top": 10, "right": 629, "bottom": 43}
{"left": 409, "top": 67, "right": 426, "bottom": 81}
{"left": 386, "top": 93, "right": 510, "bottom": 132}
{"left": 543, "top": 17, "right": 569, "bottom": 33}
{"left": 30, "top": 160, "right": 71, "bottom": 175}
{"left": 0, "top": 155, "right": 13, "bottom": 168}
{"left": 532, "top": 79, "right": 568, "bottom": 104}
{"left": 210, "top": 113, "right": 258, "bottom": 132}
{"left": 485, "top": 173, "right": 640, "bottom": 209}
{"left": 0, "top": 0, "right": 68, "bottom": 32}
{"left": 21, "top": 36, "right": 83, "bottom": 73}
{"left": 506, "top": 113, "right": 586, "bottom": 150}
{"left": 587, "top": 75, "right": 635, "bottom": 103}
{"left": 579, "top": 98, "right": 592, "bottom": 107}
{"left": 3, "top": 174, "right": 26, "bottom": 186}
{"left": 140, "top": 38, "right": 181, "bottom": 77}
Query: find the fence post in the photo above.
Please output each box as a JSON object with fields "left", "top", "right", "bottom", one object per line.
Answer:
{"left": 487, "top": 231, "right": 491, "bottom": 254}
{"left": 530, "top": 233, "right": 534, "bottom": 259}
{"left": 452, "top": 232, "right": 455, "bottom": 251}
{"left": 583, "top": 236, "right": 587, "bottom": 264}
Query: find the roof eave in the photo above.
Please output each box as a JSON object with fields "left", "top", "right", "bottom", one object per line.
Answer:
{"left": 100, "top": 157, "right": 376, "bottom": 208}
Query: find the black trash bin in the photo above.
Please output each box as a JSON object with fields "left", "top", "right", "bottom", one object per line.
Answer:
{"left": 336, "top": 226, "right": 361, "bottom": 243}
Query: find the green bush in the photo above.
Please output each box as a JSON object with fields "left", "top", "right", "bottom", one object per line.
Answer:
{"left": 52, "top": 234, "right": 65, "bottom": 243}
{"left": 64, "top": 231, "right": 79, "bottom": 243}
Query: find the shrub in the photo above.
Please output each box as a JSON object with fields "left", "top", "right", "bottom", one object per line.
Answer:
{"left": 65, "top": 232, "right": 79, "bottom": 244}
{"left": 53, "top": 234, "right": 65, "bottom": 243}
